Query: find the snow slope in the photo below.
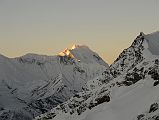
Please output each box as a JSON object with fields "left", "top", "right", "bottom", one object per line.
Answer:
{"left": 84, "top": 78, "right": 159, "bottom": 120}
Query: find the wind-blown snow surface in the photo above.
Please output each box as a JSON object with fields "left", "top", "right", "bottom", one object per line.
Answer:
{"left": 35, "top": 31, "right": 159, "bottom": 120}
{"left": 0, "top": 45, "right": 109, "bottom": 120}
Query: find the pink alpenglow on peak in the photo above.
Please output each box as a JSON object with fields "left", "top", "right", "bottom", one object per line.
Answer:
{"left": 71, "top": 44, "right": 80, "bottom": 50}
{"left": 58, "top": 48, "right": 71, "bottom": 56}
{"left": 58, "top": 44, "right": 109, "bottom": 67}
{"left": 58, "top": 44, "right": 86, "bottom": 57}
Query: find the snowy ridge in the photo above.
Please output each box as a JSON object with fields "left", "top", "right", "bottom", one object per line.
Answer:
{"left": 0, "top": 45, "right": 109, "bottom": 120}
{"left": 110, "top": 32, "right": 145, "bottom": 77}
{"left": 35, "top": 31, "right": 159, "bottom": 120}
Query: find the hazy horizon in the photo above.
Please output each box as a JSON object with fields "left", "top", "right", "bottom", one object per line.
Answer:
{"left": 0, "top": 0, "right": 159, "bottom": 64}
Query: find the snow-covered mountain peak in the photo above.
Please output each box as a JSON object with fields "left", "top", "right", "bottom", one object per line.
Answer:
{"left": 0, "top": 43, "right": 110, "bottom": 120}
{"left": 58, "top": 45, "right": 109, "bottom": 67}
{"left": 140, "top": 32, "right": 145, "bottom": 36}
{"left": 59, "top": 44, "right": 89, "bottom": 56}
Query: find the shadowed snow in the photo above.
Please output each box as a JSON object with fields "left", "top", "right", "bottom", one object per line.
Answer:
{"left": 145, "top": 31, "right": 159, "bottom": 55}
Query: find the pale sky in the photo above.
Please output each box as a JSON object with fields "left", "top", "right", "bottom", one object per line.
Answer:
{"left": 0, "top": 0, "right": 159, "bottom": 64}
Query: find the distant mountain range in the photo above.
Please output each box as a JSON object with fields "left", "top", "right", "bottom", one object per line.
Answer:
{"left": 1, "top": 31, "right": 159, "bottom": 120}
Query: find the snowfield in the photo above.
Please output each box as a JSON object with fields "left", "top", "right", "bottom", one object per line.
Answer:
{"left": 84, "top": 78, "right": 159, "bottom": 120}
